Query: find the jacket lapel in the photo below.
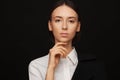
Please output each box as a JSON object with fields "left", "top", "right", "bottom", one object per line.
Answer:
{"left": 72, "top": 50, "right": 96, "bottom": 80}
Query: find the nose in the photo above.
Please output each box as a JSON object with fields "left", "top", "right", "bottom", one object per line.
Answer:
{"left": 62, "top": 21, "right": 67, "bottom": 30}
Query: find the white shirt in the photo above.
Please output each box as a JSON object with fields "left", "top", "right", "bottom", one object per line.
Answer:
{"left": 28, "top": 48, "right": 78, "bottom": 80}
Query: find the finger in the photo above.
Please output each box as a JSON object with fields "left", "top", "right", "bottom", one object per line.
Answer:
{"left": 57, "top": 46, "right": 68, "bottom": 55}
{"left": 51, "top": 46, "right": 68, "bottom": 57}
{"left": 54, "top": 42, "right": 68, "bottom": 48}
{"left": 49, "top": 48, "right": 64, "bottom": 57}
{"left": 58, "top": 49, "right": 66, "bottom": 58}
{"left": 55, "top": 49, "right": 65, "bottom": 57}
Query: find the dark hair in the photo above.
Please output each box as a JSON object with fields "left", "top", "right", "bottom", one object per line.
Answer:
{"left": 48, "top": 0, "right": 81, "bottom": 46}
{"left": 48, "top": 0, "right": 81, "bottom": 21}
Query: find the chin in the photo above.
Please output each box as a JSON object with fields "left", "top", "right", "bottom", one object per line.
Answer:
{"left": 58, "top": 38, "right": 71, "bottom": 43}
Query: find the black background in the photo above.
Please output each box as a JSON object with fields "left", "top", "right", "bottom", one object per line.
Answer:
{"left": 3, "top": 0, "right": 118, "bottom": 80}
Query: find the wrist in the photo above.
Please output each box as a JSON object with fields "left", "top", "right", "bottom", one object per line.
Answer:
{"left": 47, "top": 65, "right": 56, "bottom": 71}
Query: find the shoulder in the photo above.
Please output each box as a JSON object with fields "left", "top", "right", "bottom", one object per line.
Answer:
{"left": 29, "top": 54, "right": 49, "bottom": 68}
{"left": 28, "top": 54, "right": 49, "bottom": 80}
{"left": 77, "top": 53, "right": 97, "bottom": 69}
{"left": 79, "top": 53, "right": 106, "bottom": 75}
{"left": 75, "top": 48, "right": 96, "bottom": 62}
{"left": 75, "top": 49, "right": 105, "bottom": 69}
{"left": 78, "top": 53, "right": 96, "bottom": 62}
{"left": 77, "top": 53, "right": 105, "bottom": 68}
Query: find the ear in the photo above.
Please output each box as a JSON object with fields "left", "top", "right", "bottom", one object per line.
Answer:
{"left": 76, "top": 21, "right": 81, "bottom": 32}
{"left": 48, "top": 20, "right": 53, "bottom": 31}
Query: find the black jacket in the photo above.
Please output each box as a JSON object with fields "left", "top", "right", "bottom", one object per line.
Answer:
{"left": 72, "top": 50, "right": 107, "bottom": 80}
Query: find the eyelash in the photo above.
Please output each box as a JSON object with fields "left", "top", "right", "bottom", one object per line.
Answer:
{"left": 55, "top": 19, "right": 61, "bottom": 22}
{"left": 69, "top": 20, "right": 75, "bottom": 23}
{"left": 54, "top": 19, "right": 75, "bottom": 23}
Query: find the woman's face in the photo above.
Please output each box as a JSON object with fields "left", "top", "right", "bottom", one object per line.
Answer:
{"left": 48, "top": 5, "right": 80, "bottom": 43}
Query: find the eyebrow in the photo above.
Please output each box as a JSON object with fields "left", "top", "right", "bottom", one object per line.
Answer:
{"left": 68, "top": 17, "right": 77, "bottom": 19}
{"left": 53, "top": 16, "right": 62, "bottom": 19}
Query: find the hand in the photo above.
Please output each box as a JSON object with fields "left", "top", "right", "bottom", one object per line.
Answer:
{"left": 48, "top": 42, "right": 68, "bottom": 69}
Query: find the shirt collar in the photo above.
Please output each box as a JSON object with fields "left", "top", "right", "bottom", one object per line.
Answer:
{"left": 67, "top": 47, "right": 78, "bottom": 65}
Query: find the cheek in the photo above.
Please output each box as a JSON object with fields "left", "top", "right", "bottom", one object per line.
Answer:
{"left": 52, "top": 27, "right": 60, "bottom": 32}
{"left": 52, "top": 28, "right": 60, "bottom": 36}
{"left": 69, "top": 27, "right": 78, "bottom": 35}
{"left": 69, "top": 26, "right": 78, "bottom": 33}
{"left": 69, "top": 29, "right": 77, "bottom": 38}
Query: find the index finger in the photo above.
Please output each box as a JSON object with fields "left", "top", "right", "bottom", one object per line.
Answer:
{"left": 54, "top": 42, "right": 68, "bottom": 48}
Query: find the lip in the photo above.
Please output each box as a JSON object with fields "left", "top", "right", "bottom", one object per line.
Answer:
{"left": 60, "top": 33, "right": 68, "bottom": 37}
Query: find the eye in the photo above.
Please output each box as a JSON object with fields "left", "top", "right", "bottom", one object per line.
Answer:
{"left": 55, "top": 19, "right": 61, "bottom": 22}
{"left": 69, "top": 20, "right": 75, "bottom": 23}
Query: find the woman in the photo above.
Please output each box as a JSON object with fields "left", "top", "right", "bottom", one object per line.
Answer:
{"left": 28, "top": 0, "right": 107, "bottom": 80}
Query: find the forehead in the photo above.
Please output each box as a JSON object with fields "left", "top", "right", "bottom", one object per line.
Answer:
{"left": 51, "top": 5, "right": 78, "bottom": 18}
